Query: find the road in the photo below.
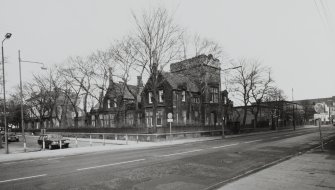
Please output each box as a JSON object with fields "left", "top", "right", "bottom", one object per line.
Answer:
{"left": 0, "top": 126, "right": 334, "bottom": 190}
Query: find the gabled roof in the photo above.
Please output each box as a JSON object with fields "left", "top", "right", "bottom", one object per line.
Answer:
{"left": 106, "top": 82, "right": 139, "bottom": 100}
{"left": 161, "top": 72, "right": 199, "bottom": 92}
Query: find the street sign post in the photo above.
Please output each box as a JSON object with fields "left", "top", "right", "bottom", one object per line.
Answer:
{"left": 222, "top": 117, "right": 225, "bottom": 139}
{"left": 167, "top": 113, "right": 173, "bottom": 141}
{"left": 314, "top": 103, "right": 324, "bottom": 151}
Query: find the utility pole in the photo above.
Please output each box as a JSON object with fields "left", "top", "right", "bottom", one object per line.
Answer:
{"left": 18, "top": 50, "right": 26, "bottom": 152}
{"left": 2, "top": 33, "right": 12, "bottom": 154}
{"left": 18, "top": 50, "right": 46, "bottom": 151}
{"left": 293, "top": 103, "right": 296, "bottom": 131}
{"left": 292, "top": 88, "right": 296, "bottom": 131}
{"left": 318, "top": 118, "right": 324, "bottom": 151}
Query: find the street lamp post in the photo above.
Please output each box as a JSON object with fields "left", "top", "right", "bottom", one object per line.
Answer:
{"left": 18, "top": 50, "right": 46, "bottom": 152}
{"left": 2, "top": 33, "right": 12, "bottom": 154}
{"left": 220, "top": 65, "right": 242, "bottom": 139}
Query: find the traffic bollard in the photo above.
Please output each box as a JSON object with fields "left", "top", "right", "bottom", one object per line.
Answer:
{"left": 59, "top": 139, "right": 62, "bottom": 149}
{"left": 126, "top": 134, "right": 128, "bottom": 145}
{"left": 103, "top": 134, "right": 105, "bottom": 146}
{"left": 42, "top": 138, "right": 45, "bottom": 151}
{"left": 90, "top": 135, "right": 92, "bottom": 146}
{"left": 76, "top": 136, "right": 78, "bottom": 148}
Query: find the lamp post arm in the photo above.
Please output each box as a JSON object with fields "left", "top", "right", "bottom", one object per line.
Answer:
{"left": 20, "top": 60, "right": 46, "bottom": 69}
{"left": 221, "top": 66, "right": 242, "bottom": 72}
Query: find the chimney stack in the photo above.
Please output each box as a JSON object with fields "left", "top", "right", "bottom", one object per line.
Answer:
{"left": 137, "top": 76, "right": 143, "bottom": 87}
{"left": 108, "top": 68, "right": 113, "bottom": 87}
{"left": 152, "top": 50, "right": 158, "bottom": 77}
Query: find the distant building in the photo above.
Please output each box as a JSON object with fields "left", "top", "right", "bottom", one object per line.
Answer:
{"left": 294, "top": 96, "right": 335, "bottom": 124}
{"left": 25, "top": 89, "right": 79, "bottom": 129}
{"left": 232, "top": 100, "right": 304, "bottom": 129}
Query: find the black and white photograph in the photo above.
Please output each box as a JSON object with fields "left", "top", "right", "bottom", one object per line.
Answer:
{"left": 0, "top": 0, "right": 334, "bottom": 189}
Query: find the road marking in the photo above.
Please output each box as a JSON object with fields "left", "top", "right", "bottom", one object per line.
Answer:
{"left": 2, "top": 159, "right": 36, "bottom": 165}
{"left": 271, "top": 137, "right": 280, "bottom": 139}
{"left": 159, "top": 149, "right": 204, "bottom": 157}
{"left": 244, "top": 139, "right": 262, "bottom": 144}
{"left": 0, "top": 174, "right": 47, "bottom": 184}
{"left": 47, "top": 157, "right": 65, "bottom": 161}
{"left": 77, "top": 159, "right": 146, "bottom": 171}
{"left": 212, "top": 143, "right": 239, "bottom": 149}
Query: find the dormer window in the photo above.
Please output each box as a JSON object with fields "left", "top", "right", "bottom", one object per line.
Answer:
{"left": 148, "top": 92, "right": 152, "bottom": 104}
{"left": 182, "top": 91, "right": 186, "bottom": 102}
{"left": 159, "top": 90, "right": 164, "bottom": 103}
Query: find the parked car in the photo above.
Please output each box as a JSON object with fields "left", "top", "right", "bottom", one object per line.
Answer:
{"left": 1, "top": 132, "right": 19, "bottom": 142}
{"left": 8, "top": 133, "right": 19, "bottom": 142}
{"left": 38, "top": 134, "right": 70, "bottom": 150}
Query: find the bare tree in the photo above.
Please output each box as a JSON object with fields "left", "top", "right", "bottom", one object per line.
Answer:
{"left": 231, "top": 59, "right": 271, "bottom": 128}
{"left": 58, "top": 58, "right": 89, "bottom": 127}
{"left": 250, "top": 66, "right": 274, "bottom": 128}
{"left": 89, "top": 49, "right": 116, "bottom": 109}
{"left": 109, "top": 38, "right": 142, "bottom": 127}
{"left": 181, "top": 33, "right": 224, "bottom": 60}
{"left": 24, "top": 75, "right": 52, "bottom": 129}
{"left": 127, "top": 7, "right": 184, "bottom": 132}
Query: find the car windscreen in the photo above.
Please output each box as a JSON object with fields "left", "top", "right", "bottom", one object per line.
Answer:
{"left": 48, "top": 134, "right": 63, "bottom": 140}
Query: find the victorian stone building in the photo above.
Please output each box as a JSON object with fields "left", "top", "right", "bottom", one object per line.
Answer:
{"left": 141, "top": 54, "right": 228, "bottom": 131}
{"left": 90, "top": 76, "right": 143, "bottom": 128}
{"left": 90, "top": 54, "right": 229, "bottom": 132}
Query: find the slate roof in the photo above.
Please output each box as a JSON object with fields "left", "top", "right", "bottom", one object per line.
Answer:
{"left": 161, "top": 72, "right": 199, "bottom": 92}
{"left": 106, "top": 82, "right": 141, "bottom": 101}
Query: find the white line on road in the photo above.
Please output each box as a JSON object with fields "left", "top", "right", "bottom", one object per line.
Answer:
{"left": 0, "top": 174, "right": 47, "bottom": 184}
{"left": 77, "top": 159, "right": 146, "bottom": 171}
{"left": 212, "top": 143, "right": 239, "bottom": 149}
{"left": 244, "top": 139, "right": 262, "bottom": 144}
{"left": 47, "top": 157, "right": 65, "bottom": 161}
{"left": 2, "top": 159, "right": 36, "bottom": 165}
{"left": 158, "top": 149, "right": 204, "bottom": 157}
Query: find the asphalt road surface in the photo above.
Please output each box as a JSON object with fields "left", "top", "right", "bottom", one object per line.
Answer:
{"left": 1, "top": 126, "right": 334, "bottom": 190}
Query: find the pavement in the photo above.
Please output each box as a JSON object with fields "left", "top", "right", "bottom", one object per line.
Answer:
{"left": 219, "top": 132, "right": 335, "bottom": 190}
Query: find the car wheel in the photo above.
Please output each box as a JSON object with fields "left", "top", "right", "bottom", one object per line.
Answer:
{"left": 48, "top": 144, "right": 53, "bottom": 150}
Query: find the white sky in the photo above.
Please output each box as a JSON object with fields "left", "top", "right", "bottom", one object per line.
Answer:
{"left": 1, "top": 0, "right": 334, "bottom": 101}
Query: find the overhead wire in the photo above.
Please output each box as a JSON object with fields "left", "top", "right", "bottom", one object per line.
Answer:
{"left": 313, "top": 0, "right": 328, "bottom": 29}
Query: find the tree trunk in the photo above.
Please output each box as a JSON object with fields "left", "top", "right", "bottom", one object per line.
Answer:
{"left": 253, "top": 107, "right": 259, "bottom": 129}
{"left": 134, "top": 99, "right": 139, "bottom": 127}
{"left": 242, "top": 106, "right": 248, "bottom": 128}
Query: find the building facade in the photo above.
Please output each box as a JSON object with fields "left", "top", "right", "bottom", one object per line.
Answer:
{"left": 294, "top": 96, "right": 335, "bottom": 124}
{"left": 141, "top": 54, "right": 228, "bottom": 131}
{"left": 90, "top": 54, "right": 230, "bottom": 132}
